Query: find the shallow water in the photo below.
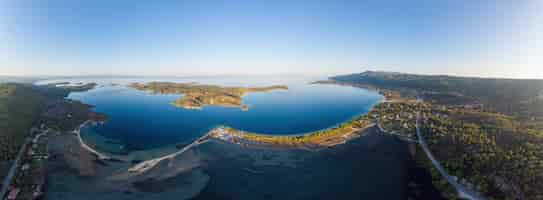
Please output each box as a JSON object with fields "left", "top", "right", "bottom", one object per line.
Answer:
{"left": 45, "top": 128, "right": 411, "bottom": 200}
{"left": 47, "top": 76, "right": 382, "bottom": 155}
{"left": 193, "top": 128, "right": 410, "bottom": 200}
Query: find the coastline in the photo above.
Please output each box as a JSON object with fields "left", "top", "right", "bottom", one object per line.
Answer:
{"left": 69, "top": 81, "right": 386, "bottom": 173}
{"left": 44, "top": 79, "right": 425, "bottom": 200}
{"left": 72, "top": 109, "right": 383, "bottom": 175}
{"left": 209, "top": 123, "right": 377, "bottom": 150}
{"left": 204, "top": 82, "right": 389, "bottom": 149}
{"left": 74, "top": 120, "right": 111, "bottom": 160}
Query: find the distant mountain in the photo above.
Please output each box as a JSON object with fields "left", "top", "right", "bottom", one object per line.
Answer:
{"left": 331, "top": 71, "right": 543, "bottom": 127}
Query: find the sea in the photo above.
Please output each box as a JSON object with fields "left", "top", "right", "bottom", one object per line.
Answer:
{"left": 37, "top": 76, "right": 425, "bottom": 200}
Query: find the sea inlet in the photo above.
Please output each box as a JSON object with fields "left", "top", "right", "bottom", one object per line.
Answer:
{"left": 38, "top": 76, "right": 418, "bottom": 200}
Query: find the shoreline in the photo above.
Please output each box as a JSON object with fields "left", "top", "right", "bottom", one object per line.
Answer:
{"left": 205, "top": 82, "right": 389, "bottom": 148}
{"left": 209, "top": 123, "right": 377, "bottom": 150}
{"left": 230, "top": 95, "right": 385, "bottom": 138}
{"left": 72, "top": 102, "right": 384, "bottom": 175}
{"left": 70, "top": 81, "right": 387, "bottom": 173}
{"left": 74, "top": 120, "right": 111, "bottom": 160}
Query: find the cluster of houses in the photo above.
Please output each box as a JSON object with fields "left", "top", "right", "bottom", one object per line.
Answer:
{"left": 213, "top": 128, "right": 234, "bottom": 141}
{"left": 212, "top": 127, "right": 247, "bottom": 145}
{"left": 4, "top": 125, "right": 49, "bottom": 200}
{"left": 373, "top": 103, "right": 419, "bottom": 138}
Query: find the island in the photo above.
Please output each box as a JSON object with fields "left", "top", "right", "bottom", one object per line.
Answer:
{"left": 129, "top": 82, "right": 288, "bottom": 110}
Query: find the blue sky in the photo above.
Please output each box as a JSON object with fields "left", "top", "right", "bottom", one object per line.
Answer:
{"left": 1, "top": 0, "right": 542, "bottom": 78}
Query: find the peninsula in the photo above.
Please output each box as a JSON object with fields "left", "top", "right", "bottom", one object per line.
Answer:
{"left": 210, "top": 114, "right": 374, "bottom": 149}
{"left": 129, "top": 82, "right": 288, "bottom": 110}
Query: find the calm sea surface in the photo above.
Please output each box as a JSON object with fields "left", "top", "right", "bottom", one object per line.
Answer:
{"left": 39, "top": 76, "right": 382, "bottom": 154}
{"left": 38, "top": 76, "right": 419, "bottom": 200}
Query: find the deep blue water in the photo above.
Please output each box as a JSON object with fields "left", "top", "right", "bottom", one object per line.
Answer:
{"left": 55, "top": 77, "right": 382, "bottom": 153}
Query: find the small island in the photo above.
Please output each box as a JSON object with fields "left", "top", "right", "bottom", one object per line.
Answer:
{"left": 130, "top": 82, "right": 288, "bottom": 110}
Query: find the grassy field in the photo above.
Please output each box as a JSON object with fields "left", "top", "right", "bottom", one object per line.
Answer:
{"left": 0, "top": 83, "right": 44, "bottom": 161}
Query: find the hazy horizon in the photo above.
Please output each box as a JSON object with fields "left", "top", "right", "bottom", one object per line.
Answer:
{"left": 2, "top": 1, "right": 542, "bottom": 78}
{"left": 5, "top": 70, "right": 543, "bottom": 81}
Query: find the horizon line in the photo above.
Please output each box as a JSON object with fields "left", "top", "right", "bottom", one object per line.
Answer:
{"left": 1, "top": 70, "right": 543, "bottom": 80}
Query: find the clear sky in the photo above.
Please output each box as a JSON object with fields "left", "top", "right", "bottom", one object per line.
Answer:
{"left": 1, "top": 0, "right": 542, "bottom": 78}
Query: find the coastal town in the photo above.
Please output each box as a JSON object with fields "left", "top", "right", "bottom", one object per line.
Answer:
{"left": 2, "top": 124, "right": 49, "bottom": 200}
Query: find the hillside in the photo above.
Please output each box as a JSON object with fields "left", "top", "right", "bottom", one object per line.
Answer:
{"left": 371, "top": 101, "right": 543, "bottom": 199}
{"left": 329, "top": 71, "right": 543, "bottom": 199}
{"left": 1, "top": 82, "right": 101, "bottom": 179}
{"left": 0, "top": 83, "right": 44, "bottom": 162}
{"left": 332, "top": 71, "right": 543, "bottom": 128}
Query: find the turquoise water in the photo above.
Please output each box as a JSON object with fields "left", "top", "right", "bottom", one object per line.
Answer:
{"left": 57, "top": 76, "right": 382, "bottom": 154}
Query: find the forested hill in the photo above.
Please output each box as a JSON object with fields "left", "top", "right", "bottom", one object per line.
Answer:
{"left": 0, "top": 83, "right": 44, "bottom": 162}
{"left": 331, "top": 71, "right": 543, "bottom": 127}
{"left": 0, "top": 82, "right": 99, "bottom": 162}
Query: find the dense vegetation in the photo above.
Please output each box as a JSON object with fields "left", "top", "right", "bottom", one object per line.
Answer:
{"left": 1, "top": 82, "right": 102, "bottom": 199}
{"left": 36, "top": 83, "right": 105, "bottom": 131}
{"left": 330, "top": 72, "right": 543, "bottom": 199}
{"left": 374, "top": 101, "right": 543, "bottom": 199}
{"left": 333, "top": 71, "right": 543, "bottom": 129}
{"left": 35, "top": 82, "right": 97, "bottom": 99}
{"left": 1, "top": 82, "right": 100, "bottom": 161}
{"left": 0, "top": 84, "right": 44, "bottom": 161}
{"left": 425, "top": 106, "right": 543, "bottom": 199}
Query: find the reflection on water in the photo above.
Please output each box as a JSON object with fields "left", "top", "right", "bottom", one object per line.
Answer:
{"left": 41, "top": 76, "right": 418, "bottom": 200}
{"left": 58, "top": 76, "right": 381, "bottom": 156}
